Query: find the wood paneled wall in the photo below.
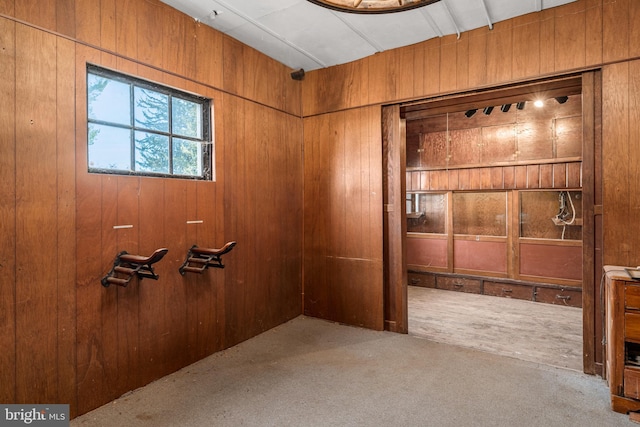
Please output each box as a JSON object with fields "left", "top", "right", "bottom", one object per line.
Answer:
{"left": 302, "top": 0, "right": 640, "bottom": 332}
{"left": 0, "top": 0, "right": 302, "bottom": 418}
{"left": 303, "top": 0, "right": 626, "bottom": 116}
{"left": 303, "top": 107, "right": 383, "bottom": 330}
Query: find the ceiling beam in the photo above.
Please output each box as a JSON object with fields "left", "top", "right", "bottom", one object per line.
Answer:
{"left": 534, "top": 0, "right": 543, "bottom": 12}
{"left": 441, "top": 0, "right": 460, "bottom": 39}
{"left": 214, "top": 0, "right": 327, "bottom": 68}
{"left": 331, "top": 11, "right": 384, "bottom": 53}
{"left": 420, "top": 7, "right": 443, "bottom": 37}
{"left": 479, "top": 0, "right": 493, "bottom": 30}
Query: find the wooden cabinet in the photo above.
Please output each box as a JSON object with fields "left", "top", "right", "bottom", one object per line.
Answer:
{"left": 604, "top": 266, "right": 640, "bottom": 414}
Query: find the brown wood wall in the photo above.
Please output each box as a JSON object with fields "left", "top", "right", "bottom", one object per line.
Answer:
{"left": 0, "top": 0, "right": 302, "bottom": 417}
{"left": 302, "top": 0, "right": 640, "bottom": 331}
{"left": 303, "top": 107, "right": 384, "bottom": 329}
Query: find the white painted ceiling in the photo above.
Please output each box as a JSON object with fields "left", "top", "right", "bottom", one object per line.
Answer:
{"left": 160, "top": 0, "right": 577, "bottom": 72}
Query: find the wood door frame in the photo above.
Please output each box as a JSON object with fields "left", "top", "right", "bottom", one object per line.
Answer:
{"left": 382, "top": 104, "right": 408, "bottom": 333}
{"left": 382, "top": 71, "right": 603, "bottom": 374}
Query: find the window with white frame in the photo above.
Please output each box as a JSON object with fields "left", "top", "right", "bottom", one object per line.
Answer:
{"left": 86, "top": 64, "right": 212, "bottom": 180}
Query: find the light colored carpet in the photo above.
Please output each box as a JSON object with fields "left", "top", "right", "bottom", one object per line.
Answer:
{"left": 71, "top": 315, "right": 633, "bottom": 427}
{"left": 408, "top": 286, "right": 583, "bottom": 371}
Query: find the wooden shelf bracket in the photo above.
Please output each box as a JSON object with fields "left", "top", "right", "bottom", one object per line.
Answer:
{"left": 179, "top": 241, "right": 236, "bottom": 275}
{"left": 101, "top": 248, "right": 169, "bottom": 287}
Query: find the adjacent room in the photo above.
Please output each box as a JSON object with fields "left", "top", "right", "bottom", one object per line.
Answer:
{"left": 2, "top": 0, "right": 640, "bottom": 425}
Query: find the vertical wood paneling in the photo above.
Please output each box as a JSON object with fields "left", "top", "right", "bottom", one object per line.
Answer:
{"left": 184, "top": 180, "right": 199, "bottom": 363}
{"left": 439, "top": 36, "right": 457, "bottom": 93}
{"left": 628, "top": 61, "right": 640, "bottom": 262}
{"left": 115, "top": 0, "right": 137, "bottom": 59}
{"left": 304, "top": 106, "right": 383, "bottom": 330}
{"left": 585, "top": 0, "right": 603, "bottom": 66}
{"left": 631, "top": 0, "right": 640, "bottom": 57}
{"left": 75, "top": 44, "right": 106, "bottom": 415}
{"left": 115, "top": 177, "right": 140, "bottom": 396}
{"left": 55, "top": 35, "right": 77, "bottom": 414}
{"left": 422, "top": 38, "right": 441, "bottom": 96}
{"left": 303, "top": 113, "right": 329, "bottom": 319}
{"left": 467, "top": 28, "right": 487, "bottom": 88}
{"left": 0, "top": 1, "right": 14, "bottom": 15}
{"left": 195, "top": 181, "right": 223, "bottom": 357}
{"left": 14, "top": 0, "right": 56, "bottom": 32}
{"left": 540, "top": 164, "right": 554, "bottom": 188}
{"left": 526, "top": 165, "right": 540, "bottom": 188}
{"left": 456, "top": 33, "right": 469, "bottom": 90}
{"left": 56, "top": 0, "right": 75, "bottom": 38}
{"left": 603, "top": 0, "right": 629, "bottom": 63}
{"left": 212, "top": 92, "right": 227, "bottom": 352}
{"left": 163, "top": 179, "right": 189, "bottom": 372}
{"left": 512, "top": 16, "right": 541, "bottom": 80}
{"left": 602, "top": 62, "right": 629, "bottom": 265}
{"left": 554, "top": 3, "right": 586, "bottom": 71}
{"left": 99, "top": 0, "right": 116, "bottom": 52}
{"left": 553, "top": 163, "right": 567, "bottom": 188}
{"left": 539, "top": 9, "right": 556, "bottom": 75}
{"left": 136, "top": 0, "right": 163, "bottom": 68}
{"left": 195, "top": 23, "right": 223, "bottom": 90}
{"left": 486, "top": 22, "right": 513, "bottom": 85}
{"left": 0, "top": 16, "right": 16, "bottom": 405}
{"left": 397, "top": 45, "right": 418, "bottom": 101}
{"left": 2, "top": 0, "right": 305, "bottom": 417}
{"left": 15, "top": 24, "right": 58, "bottom": 403}
{"left": 75, "top": 0, "right": 100, "bottom": 46}
{"left": 99, "top": 175, "right": 119, "bottom": 403}
{"left": 136, "top": 178, "right": 166, "bottom": 386}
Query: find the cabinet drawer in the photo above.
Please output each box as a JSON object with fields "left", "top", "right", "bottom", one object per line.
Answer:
{"left": 484, "top": 281, "right": 532, "bottom": 300}
{"left": 625, "top": 367, "right": 640, "bottom": 399}
{"left": 534, "top": 287, "right": 582, "bottom": 308}
{"left": 626, "top": 312, "right": 640, "bottom": 342}
{"left": 626, "top": 285, "right": 640, "bottom": 311}
{"left": 408, "top": 272, "right": 436, "bottom": 288}
{"left": 437, "top": 277, "right": 481, "bottom": 294}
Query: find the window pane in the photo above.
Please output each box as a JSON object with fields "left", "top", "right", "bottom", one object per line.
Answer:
{"left": 453, "top": 192, "right": 507, "bottom": 236}
{"left": 173, "top": 138, "right": 202, "bottom": 176}
{"left": 87, "top": 74, "right": 131, "bottom": 126}
{"left": 520, "top": 191, "right": 582, "bottom": 240}
{"left": 407, "top": 193, "right": 446, "bottom": 234}
{"left": 134, "top": 87, "right": 169, "bottom": 132}
{"left": 135, "top": 131, "right": 169, "bottom": 173}
{"left": 172, "top": 97, "right": 202, "bottom": 138}
{"left": 88, "top": 124, "right": 132, "bottom": 170}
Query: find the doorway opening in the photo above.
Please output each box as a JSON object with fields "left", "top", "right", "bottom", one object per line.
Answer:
{"left": 383, "top": 72, "right": 603, "bottom": 374}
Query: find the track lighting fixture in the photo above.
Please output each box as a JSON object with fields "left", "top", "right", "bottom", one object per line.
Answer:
{"left": 555, "top": 96, "right": 568, "bottom": 104}
{"left": 516, "top": 101, "right": 526, "bottom": 110}
{"left": 465, "top": 109, "right": 477, "bottom": 118}
{"left": 483, "top": 106, "right": 494, "bottom": 115}
{"left": 500, "top": 104, "right": 511, "bottom": 113}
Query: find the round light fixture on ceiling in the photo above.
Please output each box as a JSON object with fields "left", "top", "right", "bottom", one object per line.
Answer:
{"left": 307, "top": 0, "right": 441, "bottom": 14}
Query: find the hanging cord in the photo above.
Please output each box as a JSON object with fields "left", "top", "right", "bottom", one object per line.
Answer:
{"left": 556, "top": 191, "right": 576, "bottom": 239}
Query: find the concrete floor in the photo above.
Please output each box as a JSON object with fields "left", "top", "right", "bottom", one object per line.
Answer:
{"left": 72, "top": 316, "right": 634, "bottom": 427}
{"left": 408, "top": 286, "right": 583, "bottom": 371}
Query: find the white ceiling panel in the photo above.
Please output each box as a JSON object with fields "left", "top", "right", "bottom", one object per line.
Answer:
{"left": 161, "top": 0, "right": 578, "bottom": 71}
